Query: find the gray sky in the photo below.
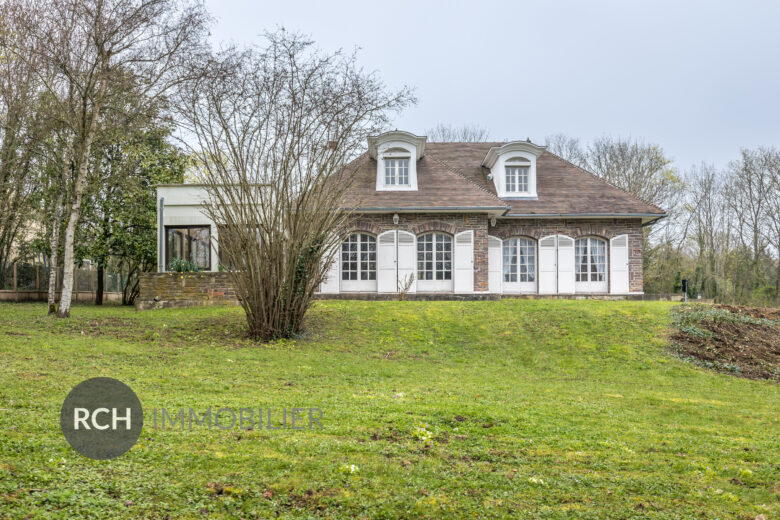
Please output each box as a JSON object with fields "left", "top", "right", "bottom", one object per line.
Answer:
{"left": 204, "top": 0, "right": 780, "bottom": 172}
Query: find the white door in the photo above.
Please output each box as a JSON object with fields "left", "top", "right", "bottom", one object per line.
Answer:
{"left": 453, "top": 230, "right": 474, "bottom": 293}
{"left": 487, "top": 236, "right": 502, "bottom": 293}
{"left": 416, "top": 233, "right": 454, "bottom": 292}
{"left": 575, "top": 237, "right": 608, "bottom": 293}
{"left": 557, "top": 235, "right": 575, "bottom": 294}
{"left": 610, "top": 234, "right": 629, "bottom": 294}
{"left": 501, "top": 237, "right": 538, "bottom": 294}
{"left": 340, "top": 233, "right": 378, "bottom": 292}
{"left": 538, "top": 235, "right": 557, "bottom": 294}
{"left": 377, "top": 230, "right": 396, "bottom": 293}
{"left": 319, "top": 242, "right": 340, "bottom": 293}
{"left": 397, "top": 231, "right": 416, "bottom": 293}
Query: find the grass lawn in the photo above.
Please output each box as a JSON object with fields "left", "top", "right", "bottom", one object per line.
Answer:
{"left": 0, "top": 300, "right": 778, "bottom": 519}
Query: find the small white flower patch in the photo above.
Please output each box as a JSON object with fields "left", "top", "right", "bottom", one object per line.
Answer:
{"left": 528, "top": 476, "right": 544, "bottom": 485}
{"left": 340, "top": 463, "right": 359, "bottom": 474}
{"left": 412, "top": 423, "right": 434, "bottom": 444}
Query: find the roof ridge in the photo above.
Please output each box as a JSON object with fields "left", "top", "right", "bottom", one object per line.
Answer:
{"left": 544, "top": 150, "right": 666, "bottom": 215}
{"left": 424, "top": 149, "right": 506, "bottom": 206}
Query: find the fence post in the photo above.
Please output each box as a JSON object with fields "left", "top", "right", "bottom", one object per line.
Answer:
{"left": 13, "top": 262, "right": 18, "bottom": 302}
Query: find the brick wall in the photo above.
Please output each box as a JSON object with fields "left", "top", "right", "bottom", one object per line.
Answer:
{"left": 137, "top": 216, "right": 646, "bottom": 309}
{"left": 349, "top": 213, "right": 490, "bottom": 292}
{"left": 490, "top": 218, "right": 644, "bottom": 292}
{"left": 136, "top": 272, "right": 238, "bottom": 310}
{"left": 348, "top": 214, "right": 645, "bottom": 293}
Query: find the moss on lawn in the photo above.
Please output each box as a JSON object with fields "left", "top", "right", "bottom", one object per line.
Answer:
{"left": 0, "top": 300, "right": 778, "bottom": 519}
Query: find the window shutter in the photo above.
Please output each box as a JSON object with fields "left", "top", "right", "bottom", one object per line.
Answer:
{"left": 319, "top": 240, "right": 340, "bottom": 294}
{"left": 538, "top": 235, "right": 557, "bottom": 294}
{"left": 557, "top": 235, "right": 575, "bottom": 294}
{"left": 377, "top": 231, "right": 397, "bottom": 293}
{"left": 454, "top": 230, "right": 474, "bottom": 293}
{"left": 487, "top": 236, "right": 502, "bottom": 293}
{"left": 397, "top": 231, "right": 416, "bottom": 293}
{"left": 610, "top": 234, "right": 629, "bottom": 294}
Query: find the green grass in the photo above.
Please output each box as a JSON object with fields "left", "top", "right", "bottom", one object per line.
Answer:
{"left": 0, "top": 300, "right": 778, "bottom": 519}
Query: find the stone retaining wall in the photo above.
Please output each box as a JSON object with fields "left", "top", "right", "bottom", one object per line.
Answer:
{"left": 137, "top": 271, "right": 681, "bottom": 310}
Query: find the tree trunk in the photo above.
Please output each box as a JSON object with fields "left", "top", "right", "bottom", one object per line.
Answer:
{"left": 46, "top": 195, "right": 63, "bottom": 315}
{"left": 121, "top": 264, "right": 138, "bottom": 306}
{"left": 47, "top": 136, "right": 73, "bottom": 316}
{"left": 57, "top": 187, "right": 86, "bottom": 318}
{"left": 95, "top": 262, "right": 104, "bottom": 305}
{"left": 57, "top": 79, "right": 105, "bottom": 318}
{"left": 776, "top": 235, "right": 780, "bottom": 303}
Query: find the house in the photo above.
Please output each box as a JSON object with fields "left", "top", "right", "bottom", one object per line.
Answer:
{"left": 155, "top": 131, "right": 665, "bottom": 297}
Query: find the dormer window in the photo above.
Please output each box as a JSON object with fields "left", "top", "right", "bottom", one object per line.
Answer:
{"left": 505, "top": 157, "right": 530, "bottom": 193}
{"left": 368, "top": 131, "right": 426, "bottom": 192}
{"left": 482, "top": 141, "right": 545, "bottom": 199}
{"left": 383, "top": 149, "right": 410, "bottom": 186}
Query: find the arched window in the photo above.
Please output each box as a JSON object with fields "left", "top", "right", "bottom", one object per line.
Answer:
{"left": 341, "top": 233, "right": 376, "bottom": 291}
{"left": 417, "top": 233, "right": 452, "bottom": 281}
{"left": 575, "top": 237, "right": 607, "bottom": 292}
{"left": 502, "top": 237, "right": 536, "bottom": 293}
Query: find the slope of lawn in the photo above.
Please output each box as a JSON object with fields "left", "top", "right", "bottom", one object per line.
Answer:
{"left": 0, "top": 300, "right": 778, "bottom": 519}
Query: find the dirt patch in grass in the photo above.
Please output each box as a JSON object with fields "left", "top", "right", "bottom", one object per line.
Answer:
{"left": 670, "top": 304, "right": 780, "bottom": 381}
{"left": 52, "top": 317, "right": 141, "bottom": 339}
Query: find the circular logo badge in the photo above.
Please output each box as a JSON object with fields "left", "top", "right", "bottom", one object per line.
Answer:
{"left": 60, "top": 377, "right": 143, "bottom": 460}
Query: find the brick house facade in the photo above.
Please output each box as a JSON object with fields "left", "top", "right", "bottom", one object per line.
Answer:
{"left": 153, "top": 131, "right": 664, "bottom": 298}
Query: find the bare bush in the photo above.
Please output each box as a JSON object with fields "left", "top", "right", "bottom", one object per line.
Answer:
{"left": 397, "top": 273, "right": 415, "bottom": 301}
{"left": 178, "top": 32, "right": 414, "bottom": 340}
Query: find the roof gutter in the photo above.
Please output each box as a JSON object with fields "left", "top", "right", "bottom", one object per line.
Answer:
{"left": 354, "top": 206, "right": 510, "bottom": 212}
{"left": 641, "top": 215, "right": 667, "bottom": 227}
{"left": 503, "top": 212, "right": 667, "bottom": 219}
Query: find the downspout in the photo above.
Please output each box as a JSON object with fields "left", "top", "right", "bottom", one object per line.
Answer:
{"left": 158, "top": 197, "right": 165, "bottom": 272}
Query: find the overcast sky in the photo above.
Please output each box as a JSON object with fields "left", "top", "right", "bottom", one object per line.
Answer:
{"left": 204, "top": 0, "right": 780, "bottom": 172}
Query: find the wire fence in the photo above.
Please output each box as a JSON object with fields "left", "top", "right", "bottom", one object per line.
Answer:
{"left": 0, "top": 262, "right": 128, "bottom": 300}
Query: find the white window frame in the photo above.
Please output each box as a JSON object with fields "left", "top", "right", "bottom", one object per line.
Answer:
{"left": 502, "top": 237, "right": 537, "bottom": 293}
{"left": 504, "top": 159, "right": 530, "bottom": 194}
{"left": 375, "top": 141, "right": 419, "bottom": 191}
{"left": 383, "top": 155, "right": 410, "bottom": 186}
{"left": 341, "top": 233, "right": 377, "bottom": 292}
{"left": 575, "top": 237, "right": 608, "bottom": 293}
{"left": 482, "top": 142, "right": 542, "bottom": 199}
{"left": 417, "top": 232, "right": 453, "bottom": 292}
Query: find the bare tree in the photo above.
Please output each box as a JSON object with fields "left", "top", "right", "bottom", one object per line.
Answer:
{"left": 586, "top": 136, "right": 683, "bottom": 249}
{"left": 425, "top": 124, "right": 490, "bottom": 142}
{"left": 724, "top": 148, "right": 773, "bottom": 299}
{"left": 0, "top": 2, "right": 47, "bottom": 289}
{"left": 584, "top": 136, "right": 680, "bottom": 210}
{"left": 178, "top": 32, "right": 414, "bottom": 340}
{"left": 765, "top": 150, "right": 780, "bottom": 301}
{"left": 4, "top": 0, "right": 208, "bottom": 317}
{"left": 682, "top": 163, "right": 730, "bottom": 298}
{"left": 544, "top": 133, "right": 587, "bottom": 167}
